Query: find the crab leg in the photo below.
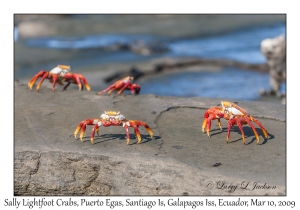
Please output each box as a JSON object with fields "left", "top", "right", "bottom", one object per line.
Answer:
{"left": 50, "top": 74, "right": 59, "bottom": 91}
{"left": 28, "top": 71, "right": 42, "bottom": 90}
{"left": 110, "top": 81, "right": 131, "bottom": 95}
{"left": 74, "top": 119, "right": 98, "bottom": 140}
{"left": 74, "top": 120, "right": 86, "bottom": 138}
{"left": 97, "top": 76, "right": 136, "bottom": 95}
{"left": 28, "top": 70, "right": 48, "bottom": 90}
{"left": 132, "top": 124, "right": 142, "bottom": 143}
{"left": 227, "top": 117, "right": 259, "bottom": 144}
{"left": 90, "top": 122, "right": 102, "bottom": 144}
{"left": 217, "top": 119, "right": 222, "bottom": 130}
{"left": 122, "top": 123, "right": 131, "bottom": 144}
{"left": 204, "top": 117, "right": 213, "bottom": 137}
{"left": 226, "top": 119, "right": 234, "bottom": 143}
{"left": 63, "top": 81, "right": 71, "bottom": 90}
{"left": 97, "top": 84, "right": 116, "bottom": 95}
{"left": 79, "top": 121, "right": 90, "bottom": 141}
{"left": 202, "top": 108, "right": 223, "bottom": 137}
{"left": 72, "top": 74, "right": 91, "bottom": 91}
{"left": 36, "top": 75, "right": 47, "bottom": 90}
{"left": 107, "top": 86, "right": 118, "bottom": 95}
{"left": 202, "top": 109, "right": 210, "bottom": 133}
{"left": 236, "top": 117, "right": 246, "bottom": 144}
{"left": 74, "top": 75, "right": 83, "bottom": 90}
{"left": 203, "top": 116, "right": 218, "bottom": 137}
{"left": 133, "top": 126, "right": 138, "bottom": 138}
{"left": 244, "top": 117, "right": 260, "bottom": 144}
{"left": 249, "top": 116, "right": 269, "bottom": 139}
{"left": 117, "top": 81, "right": 131, "bottom": 95}
{"left": 201, "top": 118, "right": 207, "bottom": 133}
{"left": 106, "top": 81, "right": 128, "bottom": 95}
{"left": 60, "top": 73, "right": 91, "bottom": 91}
{"left": 128, "top": 120, "right": 154, "bottom": 140}
{"left": 77, "top": 74, "right": 91, "bottom": 91}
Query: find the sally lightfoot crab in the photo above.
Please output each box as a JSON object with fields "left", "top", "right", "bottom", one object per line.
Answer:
{"left": 97, "top": 76, "right": 140, "bottom": 95}
{"left": 202, "top": 101, "right": 268, "bottom": 144}
{"left": 74, "top": 111, "right": 154, "bottom": 144}
{"left": 28, "top": 65, "right": 90, "bottom": 91}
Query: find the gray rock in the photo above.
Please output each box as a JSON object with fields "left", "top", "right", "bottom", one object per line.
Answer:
{"left": 260, "top": 35, "right": 286, "bottom": 97}
{"left": 14, "top": 81, "right": 286, "bottom": 195}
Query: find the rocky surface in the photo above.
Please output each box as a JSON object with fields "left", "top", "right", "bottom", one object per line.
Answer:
{"left": 14, "top": 81, "right": 286, "bottom": 196}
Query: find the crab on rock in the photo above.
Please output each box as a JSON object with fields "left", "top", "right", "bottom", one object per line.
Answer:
{"left": 74, "top": 111, "right": 154, "bottom": 144}
{"left": 28, "top": 65, "right": 91, "bottom": 91}
{"left": 97, "top": 76, "right": 140, "bottom": 95}
{"left": 202, "top": 101, "right": 268, "bottom": 144}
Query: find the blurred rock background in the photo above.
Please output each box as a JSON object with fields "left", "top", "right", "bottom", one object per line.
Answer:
{"left": 14, "top": 14, "right": 286, "bottom": 103}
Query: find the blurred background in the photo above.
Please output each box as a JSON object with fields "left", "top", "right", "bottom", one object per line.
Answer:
{"left": 14, "top": 14, "right": 286, "bottom": 103}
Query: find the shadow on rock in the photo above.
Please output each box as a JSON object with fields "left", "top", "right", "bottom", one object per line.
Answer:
{"left": 82, "top": 133, "right": 160, "bottom": 145}
{"left": 228, "top": 126, "right": 273, "bottom": 145}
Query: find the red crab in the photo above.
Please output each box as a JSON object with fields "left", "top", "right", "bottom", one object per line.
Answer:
{"left": 28, "top": 65, "right": 90, "bottom": 91}
{"left": 202, "top": 101, "right": 268, "bottom": 144}
{"left": 74, "top": 111, "right": 153, "bottom": 144}
{"left": 97, "top": 76, "right": 140, "bottom": 95}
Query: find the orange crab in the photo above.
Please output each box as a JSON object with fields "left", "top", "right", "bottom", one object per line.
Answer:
{"left": 97, "top": 76, "right": 140, "bottom": 95}
{"left": 74, "top": 111, "right": 153, "bottom": 144}
{"left": 28, "top": 65, "right": 90, "bottom": 91}
{"left": 202, "top": 101, "right": 268, "bottom": 144}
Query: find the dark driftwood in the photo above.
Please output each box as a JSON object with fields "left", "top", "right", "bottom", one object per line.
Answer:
{"left": 104, "top": 58, "right": 269, "bottom": 83}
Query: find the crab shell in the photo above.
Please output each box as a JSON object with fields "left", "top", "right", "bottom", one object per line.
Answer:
{"left": 100, "top": 111, "right": 126, "bottom": 121}
{"left": 221, "top": 101, "right": 249, "bottom": 118}
{"left": 50, "top": 65, "right": 71, "bottom": 75}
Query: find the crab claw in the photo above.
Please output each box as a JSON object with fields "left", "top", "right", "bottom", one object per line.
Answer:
{"left": 202, "top": 106, "right": 224, "bottom": 137}
{"left": 74, "top": 120, "right": 85, "bottom": 139}
{"left": 28, "top": 71, "right": 49, "bottom": 90}
{"left": 74, "top": 119, "right": 98, "bottom": 141}
{"left": 131, "top": 84, "right": 141, "bottom": 94}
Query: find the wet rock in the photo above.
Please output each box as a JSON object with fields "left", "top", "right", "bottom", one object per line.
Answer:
{"left": 260, "top": 35, "right": 286, "bottom": 97}
{"left": 129, "top": 40, "right": 169, "bottom": 55}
